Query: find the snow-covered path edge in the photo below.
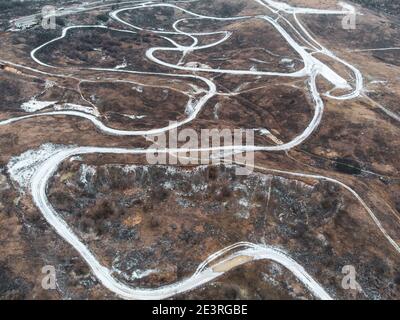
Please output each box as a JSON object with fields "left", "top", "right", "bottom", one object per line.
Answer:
{"left": 31, "top": 146, "right": 332, "bottom": 300}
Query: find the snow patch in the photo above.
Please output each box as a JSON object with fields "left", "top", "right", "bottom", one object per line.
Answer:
{"left": 122, "top": 165, "right": 139, "bottom": 174}
{"left": 123, "top": 114, "right": 146, "bottom": 120}
{"left": 163, "top": 181, "right": 174, "bottom": 190}
{"left": 370, "top": 80, "right": 387, "bottom": 85}
{"left": 21, "top": 98, "right": 57, "bottom": 112}
{"left": 115, "top": 57, "right": 128, "bottom": 69}
{"left": 45, "top": 80, "right": 55, "bottom": 89}
{"left": 69, "top": 156, "right": 82, "bottom": 162}
{"left": 115, "top": 268, "right": 158, "bottom": 282}
{"left": 239, "top": 198, "right": 249, "bottom": 208}
{"left": 131, "top": 269, "right": 158, "bottom": 280}
{"left": 7, "top": 143, "right": 69, "bottom": 191}
{"left": 185, "top": 61, "right": 211, "bottom": 69}
{"left": 280, "top": 58, "right": 295, "bottom": 68}
{"left": 79, "top": 164, "right": 96, "bottom": 185}
{"left": 250, "top": 65, "right": 258, "bottom": 72}
{"left": 54, "top": 103, "right": 100, "bottom": 117}
{"left": 132, "top": 86, "right": 143, "bottom": 93}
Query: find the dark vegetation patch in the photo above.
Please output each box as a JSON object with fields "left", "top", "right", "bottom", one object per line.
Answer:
{"left": 0, "top": 74, "right": 44, "bottom": 112}
{"left": 34, "top": 27, "right": 170, "bottom": 73}
{"left": 0, "top": 264, "right": 31, "bottom": 299}
{"left": 79, "top": 81, "right": 188, "bottom": 130}
{"left": 188, "top": 0, "right": 246, "bottom": 18}
{"left": 304, "top": 13, "right": 400, "bottom": 53}
{"left": 351, "top": 0, "right": 400, "bottom": 16}
{"left": 47, "top": 163, "right": 346, "bottom": 286}
{"left": 333, "top": 157, "right": 362, "bottom": 175}
{"left": 372, "top": 50, "right": 400, "bottom": 67}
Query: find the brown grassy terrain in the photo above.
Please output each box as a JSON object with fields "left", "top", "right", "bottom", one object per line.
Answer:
{"left": 0, "top": 0, "right": 399, "bottom": 300}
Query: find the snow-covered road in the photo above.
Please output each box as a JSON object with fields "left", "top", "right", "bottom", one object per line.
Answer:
{"left": 30, "top": 145, "right": 332, "bottom": 299}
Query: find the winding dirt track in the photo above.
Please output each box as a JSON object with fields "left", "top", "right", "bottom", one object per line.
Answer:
{"left": 1, "top": 0, "right": 395, "bottom": 300}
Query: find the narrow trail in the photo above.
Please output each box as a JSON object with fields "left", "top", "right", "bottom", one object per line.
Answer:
{"left": 349, "top": 47, "right": 400, "bottom": 53}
